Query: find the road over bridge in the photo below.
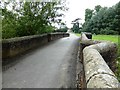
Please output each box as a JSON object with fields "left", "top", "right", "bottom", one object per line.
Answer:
{"left": 3, "top": 33, "right": 80, "bottom": 88}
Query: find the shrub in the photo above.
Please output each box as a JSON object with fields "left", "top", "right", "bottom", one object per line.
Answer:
{"left": 55, "top": 27, "right": 68, "bottom": 32}
{"left": 100, "top": 29, "right": 118, "bottom": 35}
{"left": 2, "top": 27, "right": 16, "bottom": 39}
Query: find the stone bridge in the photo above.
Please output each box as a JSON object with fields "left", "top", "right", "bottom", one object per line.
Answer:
{"left": 1, "top": 32, "right": 119, "bottom": 89}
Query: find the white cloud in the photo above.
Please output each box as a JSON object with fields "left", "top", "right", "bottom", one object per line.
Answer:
{"left": 64, "top": 0, "right": 120, "bottom": 28}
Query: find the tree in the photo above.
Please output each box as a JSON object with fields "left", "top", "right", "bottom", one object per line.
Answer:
{"left": 2, "top": 5, "right": 18, "bottom": 38}
{"left": 94, "top": 5, "right": 102, "bottom": 13}
{"left": 85, "top": 9, "right": 94, "bottom": 21}
{"left": 2, "top": 0, "right": 68, "bottom": 39}
{"left": 71, "top": 18, "right": 81, "bottom": 33}
{"left": 82, "top": 1, "right": 120, "bottom": 35}
{"left": 113, "top": 1, "right": 120, "bottom": 34}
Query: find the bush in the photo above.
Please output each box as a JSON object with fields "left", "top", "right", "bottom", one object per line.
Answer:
{"left": 44, "top": 26, "right": 55, "bottom": 33}
{"left": 92, "top": 28, "right": 100, "bottom": 35}
{"left": 55, "top": 27, "right": 68, "bottom": 32}
{"left": 100, "top": 29, "right": 118, "bottom": 35}
{"left": 2, "top": 26, "right": 16, "bottom": 39}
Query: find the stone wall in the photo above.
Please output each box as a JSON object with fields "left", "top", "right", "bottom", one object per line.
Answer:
{"left": 80, "top": 32, "right": 119, "bottom": 88}
{"left": 2, "top": 33, "right": 69, "bottom": 60}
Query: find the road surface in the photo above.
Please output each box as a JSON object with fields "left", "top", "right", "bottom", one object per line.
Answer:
{"left": 3, "top": 33, "right": 80, "bottom": 88}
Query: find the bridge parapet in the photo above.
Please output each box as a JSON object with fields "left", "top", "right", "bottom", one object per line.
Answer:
{"left": 80, "top": 32, "right": 119, "bottom": 88}
{"left": 2, "top": 33, "right": 69, "bottom": 65}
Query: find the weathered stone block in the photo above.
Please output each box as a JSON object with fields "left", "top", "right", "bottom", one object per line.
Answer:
{"left": 80, "top": 32, "right": 119, "bottom": 88}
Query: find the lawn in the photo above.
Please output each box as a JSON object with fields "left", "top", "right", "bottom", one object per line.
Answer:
{"left": 75, "top": 33, "right": 81, "bottom": 37}
{"left": 93, "top": 35, "right": 118, "bottom": 43}
{"left": 76, "top": 34, "right": 119, "bottom": 43}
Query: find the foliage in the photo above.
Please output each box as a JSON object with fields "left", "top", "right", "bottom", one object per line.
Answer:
{"left": 54, "top": 22, "right": 68, "bottom": 32}
{"left": 55, "top": 25, "right": 68, "bottom": 32}
{"left": 85, "top": 9, "right": 94, "bottom": 21}
{"left": 1, "top": 1, "right": 68, "bottom": 39}
{"left": 60, "top": 26, "right": 68, "bottom": 32}
{"left": 100, "top": 29, "right": 118, "bottom": 35}
{"left": 82, "top": 2, "right": 120, "bottom": 35}
{"left": 71, "top": 18, "right": 81, "bottom": 33}
{"left": 2, "top": 7, "right": 17, "bottom": 38}
{"left": 72, "top": 22, "right": 79, "bottom": 33}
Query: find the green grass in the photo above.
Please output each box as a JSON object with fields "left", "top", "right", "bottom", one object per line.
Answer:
{"left": 75, "top": 33, "right": 81, "bottom": 37}
{"left": 76, "top": 34, "right": 119, "bottom": 43}
{"left": 93, "top": 35, "right": 118, "bottom": 43}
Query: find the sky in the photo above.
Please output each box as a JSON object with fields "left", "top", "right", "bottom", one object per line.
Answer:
{"left": 63, "top": 0, "right": 120, "bottom": 28}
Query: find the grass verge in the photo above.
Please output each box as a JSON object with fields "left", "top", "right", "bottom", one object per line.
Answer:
{"left": 93, "top": 35, "right": 118, "bottom": 43}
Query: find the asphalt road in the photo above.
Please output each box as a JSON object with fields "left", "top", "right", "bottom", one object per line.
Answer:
{"left": 3, "top": 33, "right": 80, "bottom": 88}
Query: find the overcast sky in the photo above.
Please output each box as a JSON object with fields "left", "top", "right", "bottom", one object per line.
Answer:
{"left": 64, "top": 0, "right": 120, "bottom": 28}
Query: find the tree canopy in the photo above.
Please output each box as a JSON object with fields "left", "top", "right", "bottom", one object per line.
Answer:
{"left": 1, "top": 1, "right": 68, "bottom": 39}
{"left": 82, "top": 2, "right": 120, "bottom": 35}
{"left": 71, "top": 18, "right": 82, "bottom": 33}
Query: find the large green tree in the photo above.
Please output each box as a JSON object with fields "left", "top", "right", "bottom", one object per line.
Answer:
{"left": 2, "top": 0, "right": 68, "bottom": 39}
{"left": 82, "top": 2, "right": 120, "bottom": 35}
{"left": 85, "top": 9, "right": 94, "bottom": 21}
{"left": 113, "top": 2, "right": 120, "bottom": 34}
